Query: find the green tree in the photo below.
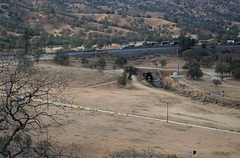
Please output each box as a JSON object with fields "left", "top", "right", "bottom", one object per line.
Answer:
{"left": 97, "top": 58, "right": 106, "bottom": 69}
{"left": 233, "top": 68, "right": 240, "bottom": 79}
{"left": 182, "top": 49, "right": 197, "bottom": 61}
{"left": 123, "top": 66, "right": 138, "bottom": 80}
{"left": 212, "top": 79, "right": 222, "bottom": 87}
{"left": 187, "top": 65, "right": 203, "bottom": 79}
{"left": 117, "top": 75, "right": 127, "bottom": 87}
{"left": 53, "top": 51, "right": 69, "bottom": 66}
{"left": 223, "top": 54, "right": 233, "bottom": 64}
{"left": 182, "top": 61, "right": 196, "bottom": 70}
{"left": 97, "top": 42, "right": 104, "bottom": 49}
{"left": 23, "top": 27, "right": 34, "bottom": 54}
{"left": 159, "top": 59, "right": 167, "bottom": 68}
{"left": 115, "top": 56, "right": 127, "bottom": 67}
{"left": 183, "top": 62, "right": 203, "bottom": 79}
{"left": 215, "top": 62, "right": 228, "bottom": 80}
{"left": 200, "top": 56, "right": 214, "bottom": 68}
{"left": 146, "top": 15, "right": 152, "bottom": 18}
{"left": 83, "top": 39, "right": 95, "bottom": 50}
{"left": 199, "top": 50, "right": 208, "bottom": 57}
{"left": 178, "top": 34, "right": 194, "bottom": 51}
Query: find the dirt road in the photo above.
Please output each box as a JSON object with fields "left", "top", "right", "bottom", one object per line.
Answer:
{"left": 39, "top": 61, "right": 240, "bottom": 158}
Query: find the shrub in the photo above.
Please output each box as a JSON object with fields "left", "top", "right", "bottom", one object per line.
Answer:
{"left": 159, "top": 59, "right": 167, "bottom": 68}
{"left": 117, "top": 75, "right": 126, "bottom": 87}
{"left": 97, "top": 58, "right": 106, "bottom": 69}
{"left": 53, "top": 51, "right": 69, "bottom": 65}
{"left": 146, "top": 15, "right": 152, "bottom": 18}
{"left": 115, "top": 56, "right": 127, "bottom": 67}
{"left": 200, "top": 56, "right": 214, "bottom": 68}
{"left": 182, "top": 49, "right": 197, "bottom": 61}
{"left": 183, "top": 62, "right": 203, "bottom": 79}
{"left": 88, "top": 61, "right": 97, "bottom": 69}
{"left": 233, "top": 68, "right": 240, "bottom": 79}
{"left": 215, "top": 62, "right": 228, "bottom": 80}
{"left": 212, "top": 79, "right": 221, "bottom": 87}
{"left": 187, "top": 66, "right": 203, "bottom": 79}
{"left": 123, "top": 66, "right": 138, "bottom": 80}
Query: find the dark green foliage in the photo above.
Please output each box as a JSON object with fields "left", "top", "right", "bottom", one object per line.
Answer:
{"left": 83, "top": 39, "right": 95, "bottom": 50}
{"left": 200, "top": 56, "right": 214, "bottom": 68}
{"left": 0, "top": 31, "right": 23, "bottom": 50}
{"left": 146, "top": 15, "right": 151, "bottom": 18}
{"left": 53, "top": 51, "right": 69, "bottom": 65}
{"left": 187, "top": 66, "right": 203, "bottom": 79}
{"left": 182, "top": 49, "right": 197, "bottom": 61}
{"left": 97, "top": 42, "right": 104, "bottom": 49}
{"left": 97, "top": 58, "right": 106, "bottom": 69}
{"left": 215, "top": 62, "right": 228, "bottom": 80}
{"left": 183, "top": 62, "right": 203, "bottom": 79}
{"left": 212, "top": 79, "right": 222, "bottom": 87}
{"left": 229, "top": 59, "right": 240, "bottom": 75}
{"left": 1, "top": 0, "right": 239, "bottom": 46}
{"left": 223, "top": 55, "right": 233, "bottom": 64}
{"left": 182, "top": 61, "right": 197, "bottom": 70}
{"left": 23, "top": 27, "right": 34, "bottom": 54}
{"left": 233, "top": 68, "right": 240, "bottom": 79}
{"left": 117, "top": 75, "right": 126, "bottom": 87}
{"left": 115, "top": 56, "right": 127, "bottom": 67}
{"left": 199, "top": 50, "right": 208, "bottom": 57}
{"left": 106, "top": 29, "right": 112, "bottom": 33}
{"left": 123, "top": 66, "right": 138, "bottom": 80}
{"left": 178, "top": 34, "right": 195, "bottom": 51}
{"left": 117, "top": 66, "right": 138, "bottom": 87}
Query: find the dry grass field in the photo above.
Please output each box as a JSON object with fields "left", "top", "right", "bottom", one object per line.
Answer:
{"left": 37, "top": 55, "right": 240, "bottom": 158}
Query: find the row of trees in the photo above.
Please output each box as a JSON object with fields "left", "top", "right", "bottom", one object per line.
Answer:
{"left": 182, "top": 45, "right": 240, "bottom": 80}
{"left": 0, "top": 28, "right": 174, "bottom": 52}
{"left": 215, "top": 58, "right": 240, "bottom": 80}
{"left": 53, "top": 52, "right": 138, "bottom": 87}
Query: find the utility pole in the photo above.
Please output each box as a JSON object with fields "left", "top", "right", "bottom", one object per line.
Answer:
{"left": 167, "top": 102, "right": 169, "bottom": 123}
{"left": 177, "top": 47, "right": 179, "bottom": 76}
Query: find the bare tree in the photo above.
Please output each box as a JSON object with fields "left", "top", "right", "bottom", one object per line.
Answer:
{"left": 0, "top": 59, "right": 70, "bottom": 157}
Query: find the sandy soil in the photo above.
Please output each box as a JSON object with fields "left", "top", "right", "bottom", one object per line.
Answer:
{"left": 37, "top": 58, "right": 240, "bottom": 158}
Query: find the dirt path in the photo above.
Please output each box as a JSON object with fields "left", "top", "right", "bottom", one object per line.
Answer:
{"left": 38, "top": 62, "right": 240, "bottom": 158}
{"left": 204, "top": 71, "right": 238, "bottom": 88}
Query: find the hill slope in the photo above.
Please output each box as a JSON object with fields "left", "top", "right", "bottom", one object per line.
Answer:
{"left": 0, "top": 0, "right": 239, "bottom": 52}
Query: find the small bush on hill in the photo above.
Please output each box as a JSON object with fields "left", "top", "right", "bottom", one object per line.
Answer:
{"left": 53, "top": 51, "right": 69, "bottom": 66}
